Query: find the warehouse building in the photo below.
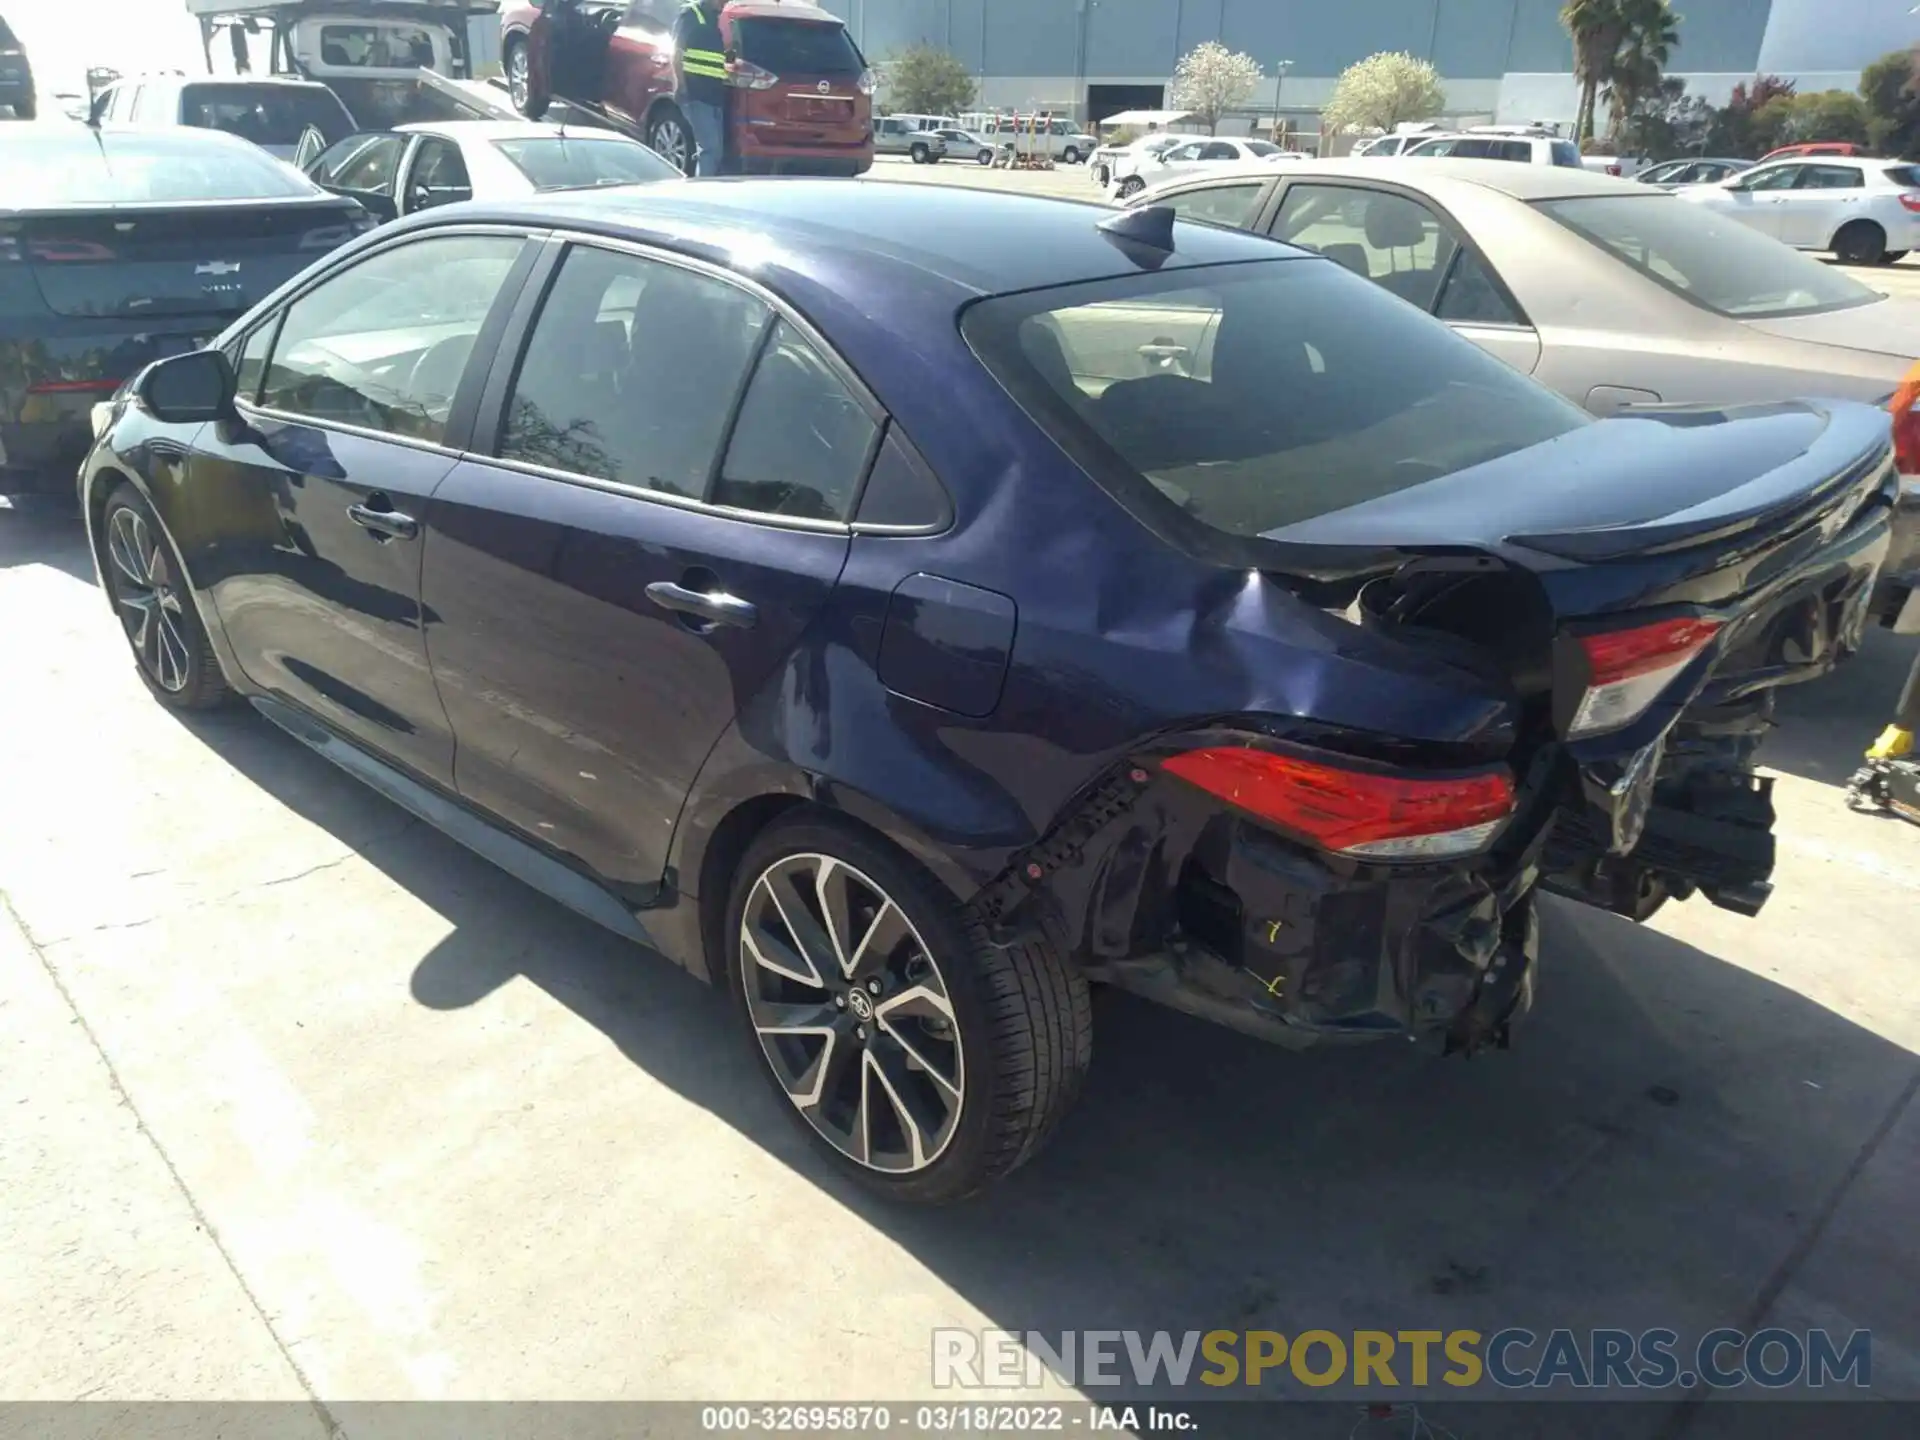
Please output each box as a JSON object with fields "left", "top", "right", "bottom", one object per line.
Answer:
{"left": 810, "top": 0, "right": 1918, "bottom": 128}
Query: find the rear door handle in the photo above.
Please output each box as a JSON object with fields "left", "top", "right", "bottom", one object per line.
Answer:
{"left": 347, "top": 499, "right": 419, "bottom": 541}
{"left": 646, "top": 580, "right": 758, "bottom": 629}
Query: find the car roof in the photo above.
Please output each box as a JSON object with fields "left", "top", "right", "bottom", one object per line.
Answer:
{"left": 136, "top": 74, "right": 337, "bottom": 91}
{"left": 395, "top": 119, "right": 635, "bottom": 141}
{"left": 724, "top": 1, "right": 842, "bottom": 20}
{"left": 410, "top": 179, "right": 1299, "bottom": 299}
{"left": 1162, "top": 155, "right": 1643, "bottom": 202}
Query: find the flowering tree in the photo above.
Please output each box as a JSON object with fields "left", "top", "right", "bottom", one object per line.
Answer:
{"left": 1321, "top": 51, "right": 1446, "bottom": 136}
{"left": 1170, "top": 42, "right": 1265, "bottom": 136}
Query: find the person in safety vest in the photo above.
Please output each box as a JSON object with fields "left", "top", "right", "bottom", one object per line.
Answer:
{"left": 673, "top": 1, "right": 729, "bottom": 176}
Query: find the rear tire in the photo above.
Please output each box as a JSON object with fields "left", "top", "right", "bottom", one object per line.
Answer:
{"left": 98, "top": 483, "right": 233, "bottom": 711}
{"left": 1062, "top": 146, "right": 1080, "bottom": 165}
{"left": 505, "top": 38, "right": 547, "bottom": 121}
{"left": 724, "top": 812, "right": 1092, "bottom": 1205}
{"left": 909, "top": 142, "right": 929, "bottom": 164}
{"left": 1834, "top": 220, "right": 1888, "bottom": 267}
{"left": 647, "top": 105, "right": 694, "bottom": 176}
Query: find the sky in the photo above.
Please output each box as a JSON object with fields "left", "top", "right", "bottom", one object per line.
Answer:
{"left": 7, "top": 0, "right": 235, "bottom": 100}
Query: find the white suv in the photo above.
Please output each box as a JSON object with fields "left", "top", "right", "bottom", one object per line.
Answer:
{"left": 1405, "top": 132, "right": 1585, "bottom": 168}
{"left": 89, "top": 74, "right": 355, "bottom": 162}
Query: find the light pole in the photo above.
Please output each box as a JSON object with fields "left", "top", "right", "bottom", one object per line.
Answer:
{"left": 1271, "top": 58, "right": 1293, "bottom": 139}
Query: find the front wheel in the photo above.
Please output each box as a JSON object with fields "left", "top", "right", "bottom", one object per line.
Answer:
{"left": 98, "top": 484, "right": 232, "bottom": 710}
{"left": 1834, "top": 220, "right": 1888, "bottom": 267}
{"left": 725, "top": 814, "right": 1092, "bottom": 1204}
{"left": 1117, "top": 176, "right": 1144, "bottom": 199}
{"left": 909, "top": 142, "right": 929, "bottom": 164}
{"left": 1062, "top": 146, "right": 1080, "bottom": 165}
{"left": 647, "top": 106, "right": 694, "bottom": 176}
{"left": 977, "top": 148, "right": 993, "bottom": 166}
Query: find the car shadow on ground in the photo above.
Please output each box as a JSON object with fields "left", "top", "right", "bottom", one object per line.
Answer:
{"left": 1761, "top": 627, "right": 1918, "bottom": 789}
{"left": 0, "top": 498, "right": 96, "bottom": 585}
{"left": 169, "top": 698, "right": 1920, "bottom": 1432}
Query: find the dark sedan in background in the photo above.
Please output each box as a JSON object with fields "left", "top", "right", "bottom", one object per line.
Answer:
{"left": 0, "top": 124, "right": 373, "bottom": 497}
{"left": 80, "top": 184, "right": 1897, "bottom": 1202}
{"left": 0, "top": 11, "right": 32, "bottom": 118}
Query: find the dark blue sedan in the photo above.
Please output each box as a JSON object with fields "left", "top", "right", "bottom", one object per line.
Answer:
{"left": 80, "top": 181, "right": 1897, "bottom": 1202}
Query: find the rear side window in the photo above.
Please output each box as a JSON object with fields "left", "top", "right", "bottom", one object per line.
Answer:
{"left": 0, "top": 129, "right": 322, "bottom": 205}
{"left": 492, "top": 136, "right": 679, "bottom": 189}
{"left": 1798, "top": 165, "right": 1862, "bottom": 189}
{"left": 713, "top": 320, "right": 878, "bottom": 521}
{"left": 1271, "top": 184, "right": 1460, "bottom": 311}
{"left": 1494, "top": 140, "right": 1532, "bottom": 162}
{"left": 498, "top": 246, "right": 769, "bottom": 498}
{"left": 732, "top": 19, "right": 862, "bottom": 75}
{"left": 963, "top": 261, "right": 1585, "bottom": 539}
{"left": 258, "top": 234, "right": 525, "bottom": 443}
{"left": 1551, "top": 140, "right": 1582, "bottom": 168}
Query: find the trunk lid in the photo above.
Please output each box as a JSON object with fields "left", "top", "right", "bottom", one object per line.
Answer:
{"left": 1264, "top": 400, "right": 1895, "bottom": 598}
{"left": 2, "top": 199, "right": 368, "bottom": 322}
{"left": 1739, "top": 292, "right": 1920, "bottom": 365}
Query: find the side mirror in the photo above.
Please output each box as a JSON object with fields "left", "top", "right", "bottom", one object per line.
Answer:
{"left": 137, "top": 349, "right": 237, "bottom": 425}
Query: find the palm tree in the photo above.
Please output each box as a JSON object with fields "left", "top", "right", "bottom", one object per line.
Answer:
{"left": 1561, "top": 0, "right": 1627, "bottom": 143}
{"left": 1604, "top": 0, "right": 1681, "bottom": 139}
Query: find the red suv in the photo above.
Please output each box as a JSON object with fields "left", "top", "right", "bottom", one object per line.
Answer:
{"left": 1756, "top": 141, "right": 1868, "bottom": 163}
{"left": 500, "top": 0, "right": 872, "bottom": 176}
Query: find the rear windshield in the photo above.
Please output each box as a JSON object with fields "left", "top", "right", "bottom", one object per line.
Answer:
{"left": 0, "top": 17, "right": 16, "bottom": 45}
{"left": 733, "top": 18, "right": 862, "bottom": 75}
{"left": 963, "top": 259, "right": 1585, "bottom": 539}
{"left": 492, "top": 136, "right": 679, "bottom": 189}
{"left": 1245, "top": 140, "right": 1280, "bottom": 157}
{"left": 1536, "top": 193, "right": 1879, "bottom": 318}
{"left": 1884, "top": 164, "right": 1920, "bottom": 188}
{"left": 0, "top": 128, "right": 323, "bottom": 206}
{"left": 181, "top": 83, "right": 354, "bottom": 147}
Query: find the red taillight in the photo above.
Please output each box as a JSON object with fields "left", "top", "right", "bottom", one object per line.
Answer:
{"left": 727, "top": 58, "right": 779, "bottom": 90}
{"left": 27, "top": 377, "right": 123, "bottom": 395}
{"left": 1900, "top": 193, "right": 1920, "bottom": 213}
{"left": 1162, "top": 747, "right": 1514, "bottom": 860}
{"left": 1606, "top": 163, "right": 1622, "bottom": 176}
{"left": 1567, "top": 616, "right": 1722, "bottom": 738}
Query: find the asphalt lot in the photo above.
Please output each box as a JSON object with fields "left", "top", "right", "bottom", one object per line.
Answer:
{"left": 3, "top": 158, "right": 1920, "bottom": 1433}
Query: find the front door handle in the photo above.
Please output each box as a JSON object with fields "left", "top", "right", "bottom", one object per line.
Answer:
{"left": 645, "top": 580, "right": 758, "bottom": 629}
{"left": 347, "top": 499, "right": 419, "bottom": 542}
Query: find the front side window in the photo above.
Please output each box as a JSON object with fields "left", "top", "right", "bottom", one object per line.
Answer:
{"left": 963, "top": 261, "right": 1585, "bottom": 540}
{"left": 498, "top": 246, "right": 769, "bottom": 498}
{"left": 1536, "top": 193, "right": 1878, "bottom": 318}
{"left": 1732, "top": 165, "right": 1799, "bottom": 192}
{"left": 1271, "top": 184, "right": 1461, "bottom": 311}
{"left": 310, "top": 132, "right": 406, "bottom": 194}
{"left": 258, "top": 234, "right": 526, "bottom": 443}
{"left": 407, "top": 137, "right": 473, "bottom": 210}
{"left": 1161, "top": 182, "right": 1267, "bottom": 230}
{"left": 179, "top": 83, "right": 354, "bottom": 147}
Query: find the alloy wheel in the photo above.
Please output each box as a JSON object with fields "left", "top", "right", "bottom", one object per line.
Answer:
{"left": 652, "top": 115, "right": 693, "bottom": 174}
{"left": 507, "top": 43, "right": 529, "bottom": 110}
{"left": 105, "top": 506, "right": 191, "bottom": 694}
{"left": 739, "top": 853, "right": 964, "bottom": 1174}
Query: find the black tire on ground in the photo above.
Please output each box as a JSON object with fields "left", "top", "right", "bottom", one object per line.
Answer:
{"left": 1062, "top": 146, "right": 1080, "bottom": 165}
{"left": 12, "top": 96, "right": 33, "bottom": 120}
{"left": 724, "top": 811, "right": 1092, "bottom": 1205}
{"left": 1882, "top": 250, "right": 1909, "bottom": 266}
{"left": 909, "top": 142, "right": 929, "bottom": 163}
{"left": 978, "top": 149, "right": 994, "bottom": 166}
{"left": 98, "top": 483, "right": 234, "bottom": 711}
{"left": 1834, "top": 220, "right": 1888, "bottom": 267}
{"left": 1117, "top": 176, "right": 1144, "bottom": 198}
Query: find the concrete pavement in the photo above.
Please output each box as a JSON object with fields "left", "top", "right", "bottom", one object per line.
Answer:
{"left": 3, "top": 438, "right": 1920, "bottom": 1427}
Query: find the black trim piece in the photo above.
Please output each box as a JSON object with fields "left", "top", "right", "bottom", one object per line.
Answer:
{"left": 701, "top": 312, "right": 781, "bottom": 504}
{"left": 251, "top": 694, "right": 660, "bottom": 942}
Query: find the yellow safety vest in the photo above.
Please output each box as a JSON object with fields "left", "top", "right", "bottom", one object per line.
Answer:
{"left": 681, "top": 4, "right": 728, "bottom": 80}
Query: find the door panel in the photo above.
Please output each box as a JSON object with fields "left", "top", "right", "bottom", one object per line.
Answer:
{"left": 420, "top": 466, "right": 848, "bottom": 889}
{"left": 200, "top": 231, "right": 531, "bottom": 786}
